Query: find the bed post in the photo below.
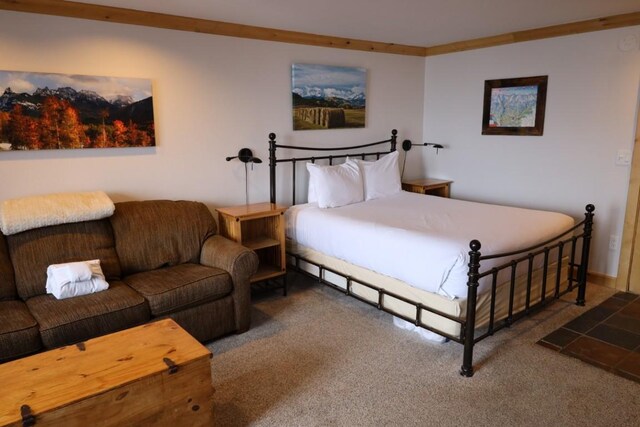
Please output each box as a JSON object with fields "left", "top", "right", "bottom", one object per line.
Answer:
{"left": 460, "top": 239, "right": 481, "bottom": 377}
{"left": 269, "top": 132, "right": 277, "bottom": 204}
{"left": 390, "top": 129, "right": 397, "bottom": 151}
{"left": 576, "top": 204, "right": 595, "bottom": 306}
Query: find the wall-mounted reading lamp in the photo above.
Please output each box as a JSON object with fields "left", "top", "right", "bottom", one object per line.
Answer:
{"left": 226, "top": 148, "right": 262, "bottom": 204}
{"left": 400, "top": 139, "right": 445, "bottom": 179}
{"left": 401, "top": 139, "right": 444, "bottom": 154}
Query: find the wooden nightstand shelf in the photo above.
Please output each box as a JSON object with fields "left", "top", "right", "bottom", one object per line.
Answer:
{"left": 216, "top": 202, "right": 288, "bottom": 294}
{"left": 402, "top": 178, "right": 453, "bottom": 198}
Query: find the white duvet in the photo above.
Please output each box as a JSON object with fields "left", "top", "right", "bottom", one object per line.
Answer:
{"left": 285, "top": 191, "right": 574, "bottom": 299}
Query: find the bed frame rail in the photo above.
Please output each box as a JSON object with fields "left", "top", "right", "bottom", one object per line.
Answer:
{"left": 289, "top": 253, "right": 465, "bottom": 343}
{"left": 268, "top": 130, "right": 595, "bottom": 377}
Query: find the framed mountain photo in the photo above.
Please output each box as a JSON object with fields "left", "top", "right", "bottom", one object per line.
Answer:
{"left": 292, "top": 63, "right": 366, "bottom": 130}
{"left": 0, "top": 70, "right": 155, "bottom": 151}
{"left": 481, "top": 75, "right": 548, "bottom": 136}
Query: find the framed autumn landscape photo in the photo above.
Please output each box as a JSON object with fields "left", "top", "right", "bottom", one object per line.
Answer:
{"left": 292, "top": 63, "right": 366, "bottom": 130}
{"left": 482, "top": 75, "right": 548, "bottom": 136}
{"left": 0, "top": 70, "right": 155, "bottom": 151}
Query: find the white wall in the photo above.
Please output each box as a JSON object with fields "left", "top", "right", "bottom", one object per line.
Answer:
{"left": 422, "top": 27, "right": 640, "bottom": 277}
{"left": 0, "top": 11, "right": 424, "bottom": 208}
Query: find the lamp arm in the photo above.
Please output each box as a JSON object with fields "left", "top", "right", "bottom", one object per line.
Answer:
{"left": 401, "top": 140, "right": 445, "bottom": 152}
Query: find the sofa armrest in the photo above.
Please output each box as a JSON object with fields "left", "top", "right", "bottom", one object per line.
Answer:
{"left": 200, "top": 235, "right": 258, "bottom": 332}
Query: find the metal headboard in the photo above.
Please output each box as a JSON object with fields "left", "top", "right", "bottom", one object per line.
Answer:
{"left": 268, "top": 129, "right": 399, "bottom": 205}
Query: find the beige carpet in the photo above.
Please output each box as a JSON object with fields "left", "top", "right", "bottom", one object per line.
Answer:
{"left": 209, "top": 273, "right": 640, "bottom": 426}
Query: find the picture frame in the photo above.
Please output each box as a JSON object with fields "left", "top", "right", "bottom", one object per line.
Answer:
{"left": 481, "top": 75, "right": 548, "bottom": 136}
{"left": 0, "top": 70, "right": 154, "bottom": 151}
{"left": 292, "top": 63, "right": 366, "bottom": 130}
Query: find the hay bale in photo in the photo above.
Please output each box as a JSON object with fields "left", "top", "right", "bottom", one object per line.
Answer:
{"left": 294, "top": 107, "right": 345, "bottom": 128}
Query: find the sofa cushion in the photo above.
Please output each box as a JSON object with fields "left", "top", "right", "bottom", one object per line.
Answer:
{"left": 123, "top": 263, "right": 232, "bottom": 316}
{"left": 0, "top": 300, "right": 41, "bottom": 362}
{"left": 0, "top": 233, "right": 16, "bottom": 301}
{"left": 7, "top": 220, "right": 121, "bottom": 300}
{"left": 163, "top": 295, "right": 236, "bottom": 342}
{"left": 110, "top": 200, "right": 217, "bottom": 276}
{"left": 26, "top": 281, "right": 150, "bottom": 349}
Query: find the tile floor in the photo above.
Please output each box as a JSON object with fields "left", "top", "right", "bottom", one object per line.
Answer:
{"left": 538, "top": 291, "right": 640, "bottom": 383}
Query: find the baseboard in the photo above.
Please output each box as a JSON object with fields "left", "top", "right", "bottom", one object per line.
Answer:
{"left": 587, "top": 271, "right": 616, "bottom": 289}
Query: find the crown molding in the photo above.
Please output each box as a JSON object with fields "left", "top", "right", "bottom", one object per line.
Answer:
{"left": 0, "top": 1, "right": 639, "bottom": 57}
{"left": 426, "top": 11, "right": 640, "bottom": 56}
{"left": 0, "top": 0, "right": 427, "bottom": 56}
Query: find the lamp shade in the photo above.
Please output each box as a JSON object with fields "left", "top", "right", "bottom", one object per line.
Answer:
{"left": 401, "top": 140, "right": 444, "bottom": 152}
{"left": 226, "top": 148, "right": 262, "bottom": 163}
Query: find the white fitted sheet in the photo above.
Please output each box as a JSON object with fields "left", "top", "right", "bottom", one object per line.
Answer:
{"left": 285, "top": 191, "right": 574, "bottom": 300}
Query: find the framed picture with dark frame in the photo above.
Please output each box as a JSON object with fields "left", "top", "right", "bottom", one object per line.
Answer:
{"left": 481, "top": 75, "right": 548, "bottom": 136}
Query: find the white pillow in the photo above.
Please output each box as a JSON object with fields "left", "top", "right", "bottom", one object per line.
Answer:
{"left": 307, "top": 174, "right": 318, "bottom": 203}
{"left": 306, "top": 160, "right": 364, "bottom": 208}
{"left": 354, "top": 151, "right": 401, "bottom": 200}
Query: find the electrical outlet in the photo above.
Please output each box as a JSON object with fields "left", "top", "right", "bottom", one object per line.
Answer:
{"left": 609, "top": 235, "right": 620, "bottom": 251}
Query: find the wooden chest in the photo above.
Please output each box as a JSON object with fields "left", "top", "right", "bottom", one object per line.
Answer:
{"left": 0, "top": 319, "right": 213, "bottom": 426}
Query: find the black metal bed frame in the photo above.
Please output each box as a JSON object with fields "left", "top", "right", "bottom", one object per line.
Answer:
{"left": 268, "top": 129, "right": 594, "bottom": 377}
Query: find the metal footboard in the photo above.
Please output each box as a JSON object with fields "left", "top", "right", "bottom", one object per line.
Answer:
{"left": 460, "top": 204, "right": 594, "bottom": 376}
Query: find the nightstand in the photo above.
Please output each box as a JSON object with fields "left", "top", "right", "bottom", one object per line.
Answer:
{"left": 216, "top": 202, "right": 288, "bottom": 295}
{"left": 402, "top": 178, "right": 453, "bottom": 198}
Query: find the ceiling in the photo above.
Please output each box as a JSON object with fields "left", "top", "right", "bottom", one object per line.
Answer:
{"left": 77, "top": 0, "right": 640, "bottom": 47}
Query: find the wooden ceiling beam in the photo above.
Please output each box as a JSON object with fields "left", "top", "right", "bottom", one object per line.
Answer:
{"left": 0, "top": 1, "right": 639, "bottom": 57}
{"left": 426, "top": 11, "right": 640, "bottom": 56}
{"left": 0, "top": 0, "right": 427, "bottom": 56}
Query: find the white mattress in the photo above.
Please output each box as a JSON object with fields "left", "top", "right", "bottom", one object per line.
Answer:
{"left": 285, "top": 191, "right": 574, "bottom": 300}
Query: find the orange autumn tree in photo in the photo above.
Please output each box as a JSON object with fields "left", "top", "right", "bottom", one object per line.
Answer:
{"left": 39, "top": 96, "right": 86, "bottom": 149}
{"left": 59, "top": 103, "right": 86, "bottom": 149}
{"left": 111, "top": 119, "right": 128, "bottom": 147}
{"left": 6, "top": 105, "right": 40, "bottom": 150}
{"left": 39, "top": 96, "right": 63, "bottom": 149}
{"left": 0, "top": 111, "right": 9, "bottom": 138}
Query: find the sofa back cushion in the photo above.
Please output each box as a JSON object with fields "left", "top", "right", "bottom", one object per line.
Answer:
{"left": 6, "top": 220, "right": 122, "bottom": 300}
{"left": 0, "top": 233, "right": 17, "bottom": 301}
{"left": 110, "top": 200, "right": 216, "bottom": 276}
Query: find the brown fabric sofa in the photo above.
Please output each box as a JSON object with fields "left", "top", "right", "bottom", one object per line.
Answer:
{"left": 0, "top": 200, "right": 258, "bottom": 362}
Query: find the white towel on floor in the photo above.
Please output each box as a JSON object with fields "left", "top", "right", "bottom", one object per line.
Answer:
{"left": 46, "top": 259, "right": 109, "bottom": 300}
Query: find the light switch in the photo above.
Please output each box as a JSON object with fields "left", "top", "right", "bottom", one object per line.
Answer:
{"left": 616, "top": 149, "right": 632, "bottom": 166}
{"left": 618, "top": 34, "right": 639, "bottom": 52}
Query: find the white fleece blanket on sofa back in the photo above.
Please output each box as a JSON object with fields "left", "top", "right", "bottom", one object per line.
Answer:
{"left": 0, "top": 191, "right": 115, "bottom": 235}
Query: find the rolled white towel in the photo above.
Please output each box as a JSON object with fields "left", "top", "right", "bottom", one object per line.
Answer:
{"left": 46, "top": 259, "right": 109, "bottom": 300}
{"left": 52, "top": 261, "right": 93, "bottom": 284}
{"left": 48, "top": 277, "right": 110, "bottom": 300}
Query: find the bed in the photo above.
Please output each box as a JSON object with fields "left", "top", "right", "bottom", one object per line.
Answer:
{"left": 268, "top": 130, "right": 594, "bottom": 376}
